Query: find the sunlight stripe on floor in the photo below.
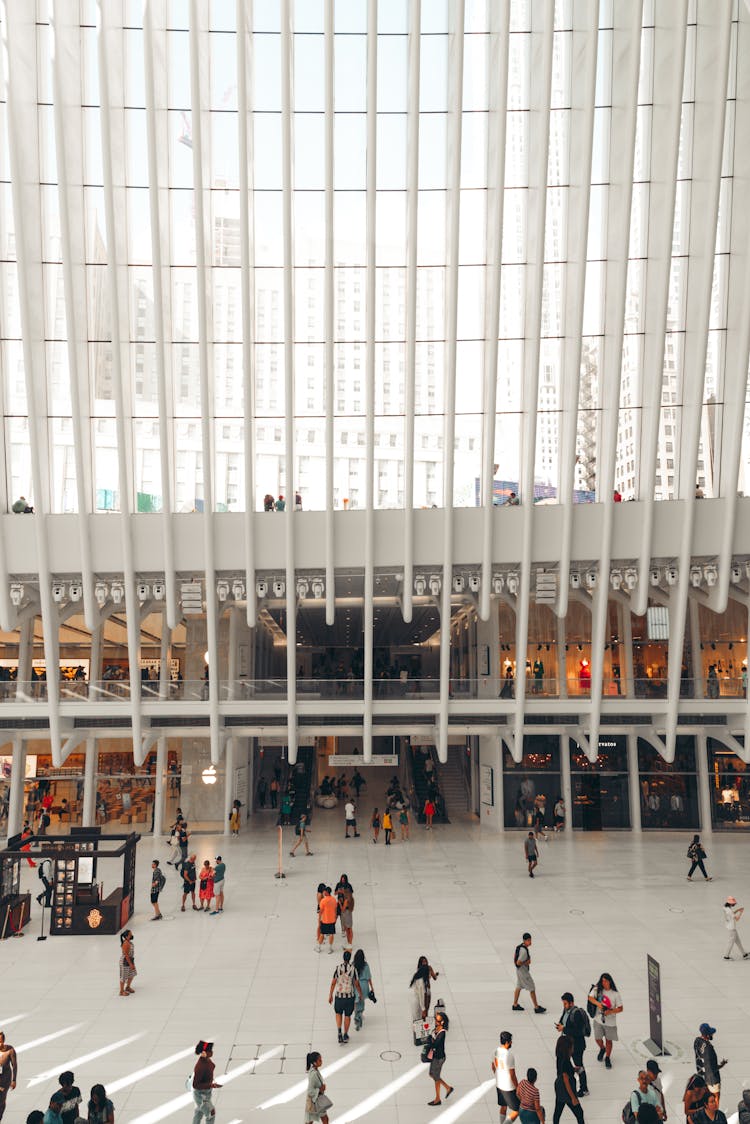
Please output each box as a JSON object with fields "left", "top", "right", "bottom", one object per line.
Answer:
{"left": 27, "top": 1035, "right": 143, "bottom": 1087}
{"left": 257, "top": 1046, "right": 368, "bottom": 1109}
{"left": 106, "top": 1047, "right": 195, "bottom": 1095}
{"left": 16, "top": 1025, "right": 82, "bottom": 1053}
{"left": 434, "top": 1079, "right": 495, "bottom": 1123}
{"left": 328, "top": 1062, "right": 424, "bottom": 1124}
{"left": 128, "top": 1046, "right": 283, "bottom": 1124}
{"left": 0, "top": 1013, "right": 28, "bottom": 1029}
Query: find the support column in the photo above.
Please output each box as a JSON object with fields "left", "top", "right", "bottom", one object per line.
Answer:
{"left": 159, "top": 612, "right": 170, "bottom": 700}
{"left": 228, "top": 607, "right": 239, "bottom": 701}
{"left": 560, "top": 732, "right": 573, "bottom": 832}
{"left": 90, "top": 623, "right": 103, "bottom": 693}
{"left": 16, "top": 617, "right": 33, "bottom": 698}
{"left": 626, "top": 732, "right": 641, "bottom": 833}
{"left": 622, "top": 601, "right": 634, "bottom": 698}
{"left": 477, "top": 599, "right": 500, "bottom": 699}
{"left": 224, "top": 736, "right": 235, "bottom": 836}
{"left": 478, "top": 733, "right": 503, "bottom": 831}
{"left": 689, "top": 597, "right": 704, "bottom": 699}
{"left": 82, "top": 738, "right": 96, "bottom": 826}
{"left": 7, "top": 735, "right": 26, "bottom": 838}
{"left": 557, "top": 614, "right": 568, "bottom": 698}
{"left": 696, "top": 730, "right": 713, "bottom": 833}
{"left": 154, "top": 736, "right": 167, "bottom": 837}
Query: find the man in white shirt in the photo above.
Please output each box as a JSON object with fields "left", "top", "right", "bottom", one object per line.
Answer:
{"left": 492, "top": 1031, "right": 519, "bottom": 1122}
{"left": 344, "top": 800, "right": 360, "bottom": 838}
{"left": 723, "top": 897, "right": 749, "bottom": 960}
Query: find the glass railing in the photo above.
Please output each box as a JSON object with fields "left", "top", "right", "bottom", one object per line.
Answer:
{"left": 3, "top": 674, "right": 745, "bottom": 704}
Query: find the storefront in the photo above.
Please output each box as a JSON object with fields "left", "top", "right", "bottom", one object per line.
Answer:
{"left": 707, "top": 738, "right": 750, "bottom": 829}
{"left": 638, "top": 736, "right": 700, "bottom": 829}
{"left": 503, "top": 734, "right": 561, "bottom": 829}
{"left": 570, "top": 736, "right": 630, "bottom": 829}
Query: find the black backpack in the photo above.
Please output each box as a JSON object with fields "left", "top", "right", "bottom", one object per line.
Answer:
{"left": 569, "top": 1006, "right": 592, "bottom": 1038}
{"left": 514, "top": 943, "right": 527, "bottom": 967}
{"left": 622, "top": 1091, "right": 642, "bottom": 1124}
{"left": 586, "top": 984, "right": 599, "bottom": 1018}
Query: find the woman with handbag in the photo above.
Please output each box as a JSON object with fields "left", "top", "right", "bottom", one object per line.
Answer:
{"left": 352, "top": 949, "right": 375, "bottom": 1031}
{"left": 192, "top": 1041, "right": 221, "bottom": 1124}
{"left": 687, "top": 835, "right": 712, "bottom": 881}
{"left": 305, "top": 1052, "right": 332, "bottom": 1123}
{"left": 425, "top": 1012, "right": 454, "bottom": 1106}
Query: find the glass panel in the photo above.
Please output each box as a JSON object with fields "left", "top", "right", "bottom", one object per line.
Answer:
{"left": 707, "top": 738, "right": 750, "bottom": 830}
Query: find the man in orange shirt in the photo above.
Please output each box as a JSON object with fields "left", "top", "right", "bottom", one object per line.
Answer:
{"left": 317, "top": 887, "right": 339, "bottom": 954}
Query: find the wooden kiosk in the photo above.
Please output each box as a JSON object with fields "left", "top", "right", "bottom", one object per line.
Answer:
{"left": 1, "top": 827, "right": 140, "bottom": 936}
{"left": 0, "top": 837, "right": 31, "bottom": 938}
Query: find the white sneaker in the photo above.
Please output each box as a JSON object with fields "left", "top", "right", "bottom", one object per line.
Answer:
{"left": 328, "top": 945, "right": 334, "bottom": 954}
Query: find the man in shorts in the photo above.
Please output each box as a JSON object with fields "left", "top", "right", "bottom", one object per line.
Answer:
{"left": 694, "top": 1023, "right": 726, "bottom": 1104}
{"left": 180, "top": 853, "right": 198, "bottom": 911}
{"left": 344, "top": 799, "right": 360, "bottom": 838}
{"left": 0, "top": 1031, "right": 18, "bottom": 1123}
{"left": 210, "top": 856, "right": 226, "bottom": 914}
{"left": 150, "top": 859, "right": 165, "bottom": 920}
{"left": 328, "top": 949, "right": 362, "bottom": 1044}
{"left": 524, "top": 832, "right": 539, "bottom": 877}
{"left": 512, "top": 933, "right": 546, "bottom": 1014}
{"left": 492, "top": 1031, "right": 519, "bottom": 1121}
{"left": 317, "top": 886, "right": 339, "bottom": 953}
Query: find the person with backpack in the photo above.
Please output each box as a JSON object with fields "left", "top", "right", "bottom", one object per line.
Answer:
{"left": 328, "top": 949, "right": 362, "bottom": 1045}
{"left": 624, "top": 1071, "right": 664, "bottom": 1124}
{"left": 687, "top": 835, "right": 712, "bottom": 881}
{"left": 150, "top": 859, "right": 166, "bottom": 920}
{"left": 512, "top": 934, "right": 546, "bottom": 1014}
{"left": 290, "top": 812, "right": 313, "bottom": 856}
{"left": 556, "top": 993, "right": 590, "bottom": 1095}
{"left": 588, "top": 972, "right": 622, "bottom": 1069}
{"left": 36, "top": 856, "right": 53, "bottom": 908}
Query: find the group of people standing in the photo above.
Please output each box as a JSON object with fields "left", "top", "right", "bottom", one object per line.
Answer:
{"left": 7, "top": 1057, "right": 115, "bottom": 1124}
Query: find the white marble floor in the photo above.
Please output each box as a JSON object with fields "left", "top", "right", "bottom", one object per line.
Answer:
{"left": 3, "top": 796, "right": 750, "bottom": 1124}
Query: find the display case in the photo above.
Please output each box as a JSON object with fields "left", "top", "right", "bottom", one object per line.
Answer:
{"left": 0, "top": 836, "right": 31, "bottom": 938}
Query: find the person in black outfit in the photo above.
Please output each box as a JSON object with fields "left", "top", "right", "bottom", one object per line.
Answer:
{"left": 556, "top": 992, "right": 589, "bottom": 1095}
{"left": 687, "top": 835, "right": 712, "bottom": 881}
{"left": 426, "top": 1011, "right": 454, "bottom": 1106}
{"left": 693, "top": 1024, "right": 726, "bottom": 1104}
{"left": 553, "top": 1036, "right": 585, "bottom": 1124}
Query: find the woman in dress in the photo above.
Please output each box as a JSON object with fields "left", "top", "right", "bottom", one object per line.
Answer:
{"left": 588, "top": 972, "right": 622, "bottom": 1069}
{"left": 118, "top": 930, "right": 136, "bottom": 997}
{"left": 399, "top": 805, "right": 410, "bottom": 840}
{"left": 553, "top": 1035, "right": 584, "bottom": 1124}
{"left": 305, "top": 1051, "right": 331, "bottom": 1123}
{"left": 229, "top": 800, "right": 241, "bottom": 836}
{"left": 426, "top": 1011, "right": 454, "bottom": 1106}
{"left": 371, "top": 807, "right": 381, "bottom": 844}
{"left": 198, "top": 860, "right": 214, "bottom": 912}
{"left": 192, "top": 1040, "right": 221, "bottom": 1124}
{"left": 409, "top": 955, "right": 439, "bottom": 1021}
{"left": 352, "top": 949, "right": 374, "bottom": 1031}
{"left": 87, "top": 1084, "right": 115, "bottom": 1124}
{"left": 423, "top": 798, "right": 435, "bottom": 830}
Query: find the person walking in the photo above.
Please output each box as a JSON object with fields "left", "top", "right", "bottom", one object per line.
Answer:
{"left": 410, "top": 956, "right": 439, "bottom": 1021}
{"left": 176, "top": 820, "right": 190, "bottom": 869}
{"left": 694, "top": 1024, "right": 727, "bottom": 1103}
{"left": 524, "top": 832, "right": 539, "bottom": 877}
{"left": 198, "top": 860, "right": 214, "bottom": 912}
{"left": 722, "top": 898, "right": 749, "bottom": 959}
{"left": 0, "top": 1031, "right": 18, "bottom": 1123}
{"left": 270, "top": 777, "right": 279, "bottom": 808}
{"left": 229, "top": 798, "right": 242, "bottom": 836}
{"left": 399, "top": 804, "right": 410, "bottom": 840}
{"left": 328, "top": 949, "right": 362, "bottom": 1044}
{"left": 150, "top": 859, "right": 166, "bottom": 920}
{"left": 344, "top": 799, "right": 359, "bottom": 838}
{"left": 493, "top": 1031, "right": 520, "bottom": 1123}
{"left": 317, "top": 887, "right": 339, "bottom": 953}
{"left": 370, "top": 807, "right": 381, "bottom": 843}
{"left": 512, "top": 934, "right": 546, "bottom": 1013}
{"left": 556, "top": 992, "right": 590, "bottom": 1095}
{"left": 552, "top": 1036, "right": 585, "bottom": 1124}
{"left": 382, "top": 808, "right": 393, "bottom": 845}
{"left": 423, "top": 797, "right": 435, "bottom": 829}
{"left": 290, "top": 812, "right": 313, "bottom": 856}
{"left": 20, "top": 821, "right": 36, "bottom": 867}
{"left": 533, "top": 796, "right": 548, "bottom": 840}
{"left": 687, "top": 835, "right": 712, "bottom": 881}
{"left": 181, "top": 854, "right": 198, "bottom": 911}
{"left": 426, "top": 1010, "right": 453, "bottom": 1106}
{"left": 86, "top": 1084, "right": 114, "bottom": 1124}
{"left": 553, "top": 796, "right": 565, "bottom": 833}
{"left": 517, "top": 1068, "right": 545, "bottom": 1124}
{"left": 588, "top": 972, "right": 622, "bottom": 1069}
{"left": 352, "top": 949, "right": 374, "bottom": 1032}
{"left": 336, "top": 882, "right": 354, "bottom": 947}
{"left": 191, "top": 1041, "right": 221, "bottom": 1124}
{"left": 210, "top": 856, "right": 226, "bottom": 914}
{"left": 118, "top": 930, "right": 136, "bottom": 996}
{"left": 304, "top": 1052, "right": 332, "bottom": 1124}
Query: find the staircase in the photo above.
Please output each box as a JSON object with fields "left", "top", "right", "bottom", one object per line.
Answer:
{"left": 436, "top": 748, "right": 470, "bottom": 815}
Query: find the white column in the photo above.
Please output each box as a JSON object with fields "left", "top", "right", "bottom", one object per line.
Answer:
{"left": 695, "top": 731, "right": 713, "bottom": 834}
{"left": 622, "top": 600, "right": 634, "bottom": 698}
{"left": 626, "top": 732, "right": 641, "bottom": 833}
{"left": 90, "top": 623, "right": 103, "bottom": 691}
{"left": 228, "top": 607, "right": 239, "bottom": 701}
{"left": 153, "top": 736, "right": 167, "bottom": 838}
{"left": 16, "top": 617, "right": 33, "bottom": 697}
{"left": 557, "top": 614, "right": 568, "bottom": 699}
{"left": 689, "top": 598, "right": 704, "bottom": 699}
{"left": 560, "top": 733, "right": 573, "bottom": 833}
{"left": 7, "top": 735, "right": 26, "bottom": 838}
{"left": 477, "top": 599, "right": 499, "bottom": 698}
{"left": 224, "top": 736, "right": 235, "bottom": 837}
{"left": 478, "top": 734, "right": 503, "bottom": 833}
{"left": 159, "top": 613, "right": 170, "bottom": 700}
{"left": 82, "top": 738, "right": 96, "bottom": 826}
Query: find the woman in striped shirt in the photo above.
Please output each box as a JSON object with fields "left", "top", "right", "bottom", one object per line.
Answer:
{"left": 518, "top": 1068, "right": 545, "bottom": 1124}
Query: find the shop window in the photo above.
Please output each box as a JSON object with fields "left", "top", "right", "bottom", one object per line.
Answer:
{"left": 638, "top": 736, "right": 699, "bottom": 829}
{"left": 707, "top": 737, "right": 749, "bottom": 829}
{"left": 503, "top": 735, "right": 561, "bottom": 829}
{"left": 570, "top": 736, "right": 630, "bottom": 829}
{"left": 23, "top": 752, "right": 85, "bottom": 830}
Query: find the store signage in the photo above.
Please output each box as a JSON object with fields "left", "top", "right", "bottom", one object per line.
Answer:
{"left": 645, "top": 954, "right": 669, "bottom": 1055}
{"left": 327, "top": 755, "right": 398, "bottom": 767}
